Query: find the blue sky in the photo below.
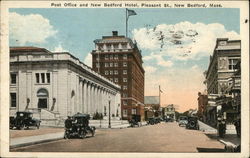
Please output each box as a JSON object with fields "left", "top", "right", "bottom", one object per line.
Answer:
{"left": 9, "top": 8, "right": 240, "bottom": 112}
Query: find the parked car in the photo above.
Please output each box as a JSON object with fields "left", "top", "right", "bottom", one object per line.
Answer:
{"left": 64, "top": 113, "right": 95, "bottom": 139}
{"left": 186, "top": 116, "right": 199, "bottom": 130}
{"left": 155, "top": 117, "right": 161, "bottom": 124}
{"left": 10, "top": 111, "right": 41, "bottom": 130}
{"left": 129, "top": 114, "right": 141, "bottom": 127}
{"left": 147, "top": 117, "right": 156, "bottom": 125}
{"left": 178, "top": 116, "right": 188, "bottom": 127}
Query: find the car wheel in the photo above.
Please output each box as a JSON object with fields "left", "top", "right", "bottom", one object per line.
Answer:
{"left": 64, "top": 131, "right": 70, "bottom": 139}
{"left": 92, "top": 130, "right": 95, "bottom": 137}
{"left": 80, "top": 131, "right": 86, "bottom": 139}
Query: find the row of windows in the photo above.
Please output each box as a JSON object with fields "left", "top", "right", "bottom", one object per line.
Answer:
{"left": 108, "top": 77, "right": 128, "bottom": 83}
{"left": 96, "top": 62, "right": 128, "bottom": 68}
{"left": 97, "top": 43, "right": 128, "bottom": 50}
{"left": 123, "top": 109, "right": 137, "bottom": 117}
{"left": 36, "top": 73, "right": 50, "bottom": 84}
{"left": 10, "top": 73, "right": 51, "bottom": 85}
{"left": 102, "top": 54, "right": 127, "bottom": 60}
{"left": 104, "top": 70, "right": 127, "bottom": 75}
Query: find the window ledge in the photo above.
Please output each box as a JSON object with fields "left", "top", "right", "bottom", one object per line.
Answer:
{"left": 35, "top": 83, "right": 50, "bottom": 85}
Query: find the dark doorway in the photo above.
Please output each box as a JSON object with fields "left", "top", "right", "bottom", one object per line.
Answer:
{"left": 38, "top": 98, "right": 47, "bottom": 109}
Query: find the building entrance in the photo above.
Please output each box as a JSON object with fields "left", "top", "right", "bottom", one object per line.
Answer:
{"left": 37, "top": 88, "right": 49, "bottom": 109}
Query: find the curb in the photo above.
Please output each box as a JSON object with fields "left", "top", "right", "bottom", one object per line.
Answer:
{"left": 218, "top": 139, "right": 238, "bottom": 152}
{"left": 10, "top": 132, "right": 64, "bottom": 149}
{"left": 10, "top": 137, "right": 64, "bottom": 149}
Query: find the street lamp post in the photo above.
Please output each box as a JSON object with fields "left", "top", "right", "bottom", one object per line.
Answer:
{"left": 108, "top": 96, "right": 111, "bottom": 128}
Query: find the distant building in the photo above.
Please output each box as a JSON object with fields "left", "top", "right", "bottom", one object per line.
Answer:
{"left": 144, "top": 96, "right": 160, "bottom": 120}
{"left": 10, "top": 47, "right": 121, "bottom": 124}
{"left": 163, "top": 104, "right": 176, "bottom": 120}
{"left": 205, "top": 38, "right": 241, "bottom": 126}
{"left": 197, "top": 92, "right": 208, "bottom": 121}
{"left": 91, "top": 31, "right": 145, "bottom": 120}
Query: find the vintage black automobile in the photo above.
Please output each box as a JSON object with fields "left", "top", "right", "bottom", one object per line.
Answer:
{"left": 147, "top": 117, "right": 155, "bottom": 125}
{"left": 129, "top": 114, "right": 141, "bottom": 127}
{"left": 10, "top": 111, "right": 41, "bottom": 130}
{"left": 186, "top": 116, "right": 199, "bottom": 130}
{"left": 154, "top": 117, "right": 161, "bottom": 124}
{"left": 64, "top": 113, "right": 96, "bottom": 139}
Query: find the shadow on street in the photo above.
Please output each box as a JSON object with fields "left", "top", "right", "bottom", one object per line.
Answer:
{"left": 196, "top": 147, "right": 225, "bottom": 152}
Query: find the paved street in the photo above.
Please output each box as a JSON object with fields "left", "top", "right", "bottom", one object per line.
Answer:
{"left": 11, "top": 122, "right": 225, "bottom": 152}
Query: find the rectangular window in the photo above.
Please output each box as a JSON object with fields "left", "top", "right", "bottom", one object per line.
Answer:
{"left": 114, "top": 70, "right": 118, "bottom": 75}
{"left": 96, "top": 63, "right": 100, "bottom": 68}
{"left": 114, "top": 55, "right": 118, "bottom": 60}
{"left": 123, "top": 93, "right": 128, "bottom": 97}
{"left": 105, "top": 71, "right": 109, "bottom": 75}
{"left": 96, "top": 56, "right": 99, "bottom": 61}
{"left": 106, "top": 44, "right": 111, "bottom": 50}
{"left": 114, "top": 63, "right": 118, "bottom": 67}
{"left": 36, "top": 73, "right": 40, "bottom": 83}
{"left": 110, "top": 63, "right": 113, "bottom": 67}
{"left": 123, "top": 109, "right": 128, "bottom": 117}
{"left": 123, "top": 54, "right": 127, "bottom": 59}
{"left": 228, "top": 59, "right": 238, "bottom": 70}
{"left": 110, "top": 71, "right": 113, "bottom": 75}
{"left": 123, "top": 78, "right": 127, "bottom": 82}
{"left": 105, "top": 55, "right": 109, "bottom": 60}
{"left": 10, "top": 73, "right": 17, "bottom": 84}
{"left": 123, "top": 85, "right": 127, "bottom": 90}
{"left": 123, "top": 62, "right": 127, "bottom": 67}
{"left": 132, "top": 109, "right": 137, "bottom": 115}
{"left": 105, "top": 63, "right": 109, "bottom": 67}
{"left": 123, "top": 70, "right": 127, "bottom": 75}
{"left": 122, "top": 43, "right": 127, "bottom": 49}
{"left": 10, "top": 93, "right": 16, "bottom": 108}
{"left": 113, "top": 44, "right": 119, "bottom": 49}
{"left": 110, "top": 55, "right": 113, "bottom": 60}
{"left": 114, "top": 78, "right": 118, "bottom": 83}
{"left": 123, "top": 100, "right": 127, "bottom": 105}
{"left": 110, "top": 78, "right": 113, "bottom": 82}
{"left": 46, "top": 73, "right": 50, "bottom": 83}
{"left": 41, "top": 73, "right": 45, "bottom": 83}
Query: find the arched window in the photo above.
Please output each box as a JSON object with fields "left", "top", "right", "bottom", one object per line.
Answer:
{"left": 37, "top": 88, "right": 49, "bottom": 109}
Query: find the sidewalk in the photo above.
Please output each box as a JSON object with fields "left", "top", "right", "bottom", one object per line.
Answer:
{"left": 198, "top": 121, "right": 240, "bottom": 152}
{"left": 10, "top": 132, "right": 64, "bottom": 149}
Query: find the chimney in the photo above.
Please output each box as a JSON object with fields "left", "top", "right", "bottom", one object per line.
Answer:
{"left": 112, "top": 31, "right": 118, "bottom": 36}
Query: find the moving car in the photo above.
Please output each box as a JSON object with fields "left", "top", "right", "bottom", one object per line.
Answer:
{"left": 178, "top": 116, "right": 188, "bottom": 127}
{"left": 10, "top": 111, "right": 41, "bottom": 130}
{"left": 64, "top": 113, "right": 96, "bottom": 139}
{"left": 186, "top": 116, "right": 199, "bottom": 130}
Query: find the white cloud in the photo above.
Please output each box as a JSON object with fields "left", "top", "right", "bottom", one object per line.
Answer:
{"left": 53, "top": 44, "right": 68, "bottom": 52}
{"left": 133, "top": 21, "right": 240, "bottom": 61}
{"left": 143, "top": 53, "right": 173, "bottom": 67}
{"left": 84, "top": 53, "right": 92, "bottom": 67}
{"left": 9, "top": 12, "right": 57, "bottom": 45}
{"left": 144, "top": 65, "right": 157, "bottom": 74}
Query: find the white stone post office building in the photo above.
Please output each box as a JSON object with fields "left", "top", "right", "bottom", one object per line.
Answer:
{"left": 10, "top": 47, "right": 121, "bottom": 122}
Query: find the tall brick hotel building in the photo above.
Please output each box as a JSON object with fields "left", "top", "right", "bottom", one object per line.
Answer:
{"left": 91, "top": 31, "right": 145, "bottom": 120}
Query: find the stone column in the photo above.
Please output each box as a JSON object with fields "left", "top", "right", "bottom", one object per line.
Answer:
{"left": 83, "top": 80, "right": 87, "bottom": 113}
{"left": 79, "top": 80, "right": 82, "bottom": 113}
{"left": 87, "top": 82, "right": 91, "bottom": 113}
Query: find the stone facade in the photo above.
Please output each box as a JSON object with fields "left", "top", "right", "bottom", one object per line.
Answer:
{"left": 91, "top": 31, "right": 145, "bottom": 120}
{"left": 9, "top": 47, "right": 121, "bottom": 120}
